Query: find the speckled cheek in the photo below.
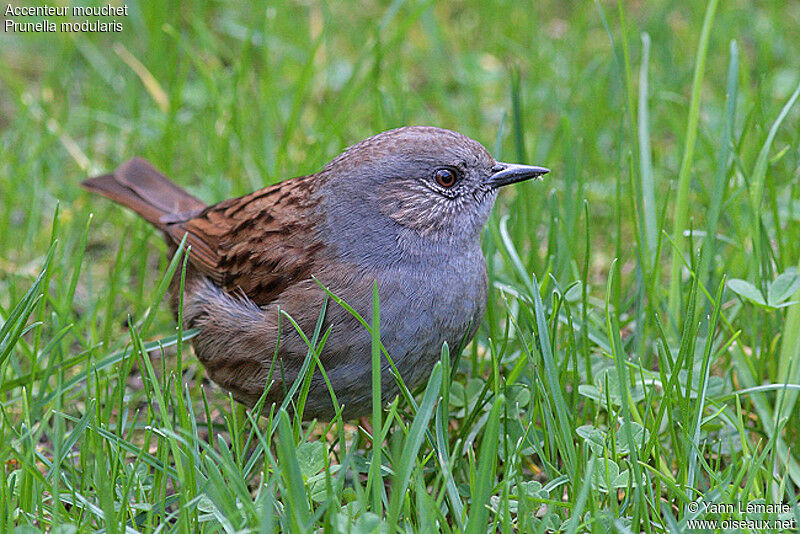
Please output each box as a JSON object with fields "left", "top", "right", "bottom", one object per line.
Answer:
{"left": 378, "top": 182, "right": 452, "bottom": 236}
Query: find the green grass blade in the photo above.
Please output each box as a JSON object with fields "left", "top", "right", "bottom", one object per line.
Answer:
{"left": 387, "top": 362, "right": 442, "bottom": 526}
{"left": 465, "top": 393, "right": 505, "bottom": 534}
{"left": 667, "top": 0, "right": 720, "bottom": 320}
{"left": 368, "top": 282, "right": 383, "bottom": 515}
{"left": 637, "top": 32, "right": 657, "bottom": 261}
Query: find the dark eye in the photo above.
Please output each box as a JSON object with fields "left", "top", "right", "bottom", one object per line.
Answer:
{"left": 434, "top": 168, "right": 458, "bottom": 188}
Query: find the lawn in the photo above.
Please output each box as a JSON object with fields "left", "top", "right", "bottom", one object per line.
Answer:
{"left": 1, "top": 1, "right": 800, "bottom": 532}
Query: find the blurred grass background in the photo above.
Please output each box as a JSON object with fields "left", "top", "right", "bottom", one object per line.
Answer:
{"left": 1, "top": 0, "right": 800, "bottom": 532}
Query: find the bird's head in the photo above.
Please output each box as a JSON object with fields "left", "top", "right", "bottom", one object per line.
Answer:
{"left": 321, "top": 126, "right": 549, "bottom": 256}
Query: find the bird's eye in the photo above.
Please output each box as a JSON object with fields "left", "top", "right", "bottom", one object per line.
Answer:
{"left": 434, "top": 168, "right": 458, "bottom": 188}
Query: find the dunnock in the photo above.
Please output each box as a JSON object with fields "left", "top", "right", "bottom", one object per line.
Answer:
{"left": 83, "top": 126, "right": 548, "bottom": 419}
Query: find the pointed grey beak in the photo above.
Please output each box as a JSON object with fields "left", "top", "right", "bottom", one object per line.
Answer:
{"left": 487, "top": 162, "right": 550, "bottom": 189}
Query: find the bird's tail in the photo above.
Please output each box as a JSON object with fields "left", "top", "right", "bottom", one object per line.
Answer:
{"left": 81, "top": 157, "right": 206, "bottom": 228}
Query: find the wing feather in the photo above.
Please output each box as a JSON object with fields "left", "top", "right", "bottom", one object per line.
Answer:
{"left": 165, "top": 175, "right": 325, "bottom": 305}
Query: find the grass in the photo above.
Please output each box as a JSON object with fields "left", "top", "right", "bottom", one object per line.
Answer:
{"left": 1, "top": 0, "right": 800, "bottom": 531}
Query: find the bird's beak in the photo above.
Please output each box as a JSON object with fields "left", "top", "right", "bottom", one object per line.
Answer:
{"left": 487, "top": 162, "right": 550, "bottom": 189}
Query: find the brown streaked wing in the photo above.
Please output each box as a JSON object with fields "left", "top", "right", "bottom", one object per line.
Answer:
{"left": 165, "top": 174, "right": 326, "bottom": 306}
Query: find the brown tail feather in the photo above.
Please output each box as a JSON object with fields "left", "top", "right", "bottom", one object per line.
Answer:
{"left": 81, "top": 157, "right": 206, "bottom": 228}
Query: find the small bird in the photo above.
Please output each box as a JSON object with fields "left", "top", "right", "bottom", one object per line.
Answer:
{"left": 83, "top": 126, "right": 548, "bottom": 419}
